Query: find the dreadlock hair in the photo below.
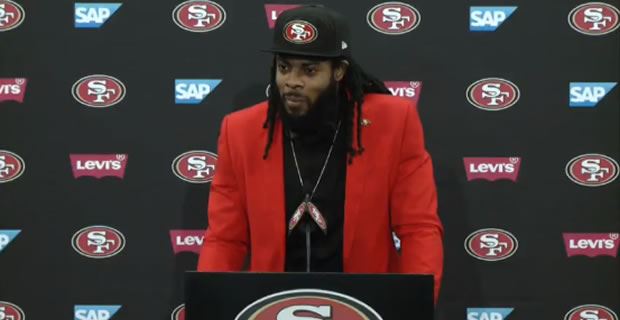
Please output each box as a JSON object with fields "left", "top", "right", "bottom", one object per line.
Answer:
{"left": 262, "top": 55, "right": 389, "bottom": 164}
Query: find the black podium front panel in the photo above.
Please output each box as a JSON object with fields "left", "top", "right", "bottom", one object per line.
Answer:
{"left": 185, "top": 272, "right": 433, "bottom": 320}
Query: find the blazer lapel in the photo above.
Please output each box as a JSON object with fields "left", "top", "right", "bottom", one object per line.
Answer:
{"left": 343, "top": 107, "right": 375, "bottom": 263}
{"left": 255, "top": 118, "right": 286, "bottom": 270}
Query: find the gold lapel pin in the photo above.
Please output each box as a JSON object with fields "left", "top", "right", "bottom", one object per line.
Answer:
{"left": 361, "top": 119, "right": 372, "bottom": 127}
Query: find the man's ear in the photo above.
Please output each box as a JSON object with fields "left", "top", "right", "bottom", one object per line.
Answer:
{"left": 333, "top": 60, "right": 349, "bottom": 82}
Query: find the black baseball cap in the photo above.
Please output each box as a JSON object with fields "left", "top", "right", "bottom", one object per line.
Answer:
{"left": 264, "top": 5, "right": 352, "bottom": 58}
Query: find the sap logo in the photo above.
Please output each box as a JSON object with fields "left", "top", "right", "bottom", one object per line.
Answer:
{"left": 569, "top": 82, "right": 617, "bottom": 107}
{"left": 467, "top": 308, "right": 514, "bottom": 320}
{"left": 0, "top": 230, "right": 20, "bottom": 252}
{"left": 175, "top": 79, "right": 221, "bottom": 104}
{"left": 74, "top": 305, "right": 121, "bottom": 320}
{"left": 470, "top": 7, "right": 517, "bottom": 31}
{"left": 75, "top": 3, "right": 122, "bottom": 28}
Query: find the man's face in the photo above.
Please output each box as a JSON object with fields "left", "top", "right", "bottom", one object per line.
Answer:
{"left": 275, "top": 55, "right": 345, "bottom": 117}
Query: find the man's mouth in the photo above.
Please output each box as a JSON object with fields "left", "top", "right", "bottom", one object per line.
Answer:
{"left": 283, "top": 93, "right": 306, "bottom": 108}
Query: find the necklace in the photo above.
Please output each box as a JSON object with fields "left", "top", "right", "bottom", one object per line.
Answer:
{"left": 287, "top": 121, "right": 342, "bottom": 235}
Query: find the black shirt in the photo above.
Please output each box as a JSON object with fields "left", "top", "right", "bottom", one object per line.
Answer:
{"left": 283, "top": 119, "right": 347, "bottom": 272}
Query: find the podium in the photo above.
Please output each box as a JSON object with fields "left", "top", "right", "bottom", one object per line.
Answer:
{"left": 185, "top": 272, "right": 434, "bottom": 320}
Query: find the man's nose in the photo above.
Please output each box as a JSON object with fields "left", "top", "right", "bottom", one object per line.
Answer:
{"left": 284, "top": 72, "right": 304, "bottom": 90}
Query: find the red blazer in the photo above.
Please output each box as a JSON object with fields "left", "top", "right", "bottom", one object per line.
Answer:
{"left": 197, "top": 93, "right": 444, "bottom": 301}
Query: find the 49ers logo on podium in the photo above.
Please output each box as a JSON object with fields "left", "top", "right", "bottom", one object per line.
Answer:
{"left": 72, "top": 74, "right": 126, "bottom": 108}
{"left": 0, "top": 0, "right": 25, "bottom": 31}
{"left": 465, "top": 228, "right": 518, "bottom": 261}
{"left": 171, "top": 304, "right": 185, "bottom": 320}
{"left": 172, "top": 0, "right": 226, "bottom": 33}
{"left": 565, "top": 153, "right": 618, "bottom": 187}
{"left": 569, "top": 2, "right": 620, "bottom": 36}
{"left": 0, "top": 301, "right": 25, "bottom": 320}
{"left": 71, "top": 225, "right": 126, "bottom": 259}
{"left": 467, "top": 78, "right": 520, "bottom": 111}
{"left": 172, "top": 150, "right": 217, "bottom": 183}
{"left": 283, "top": 20, "right": 318, "bottom": 44}
{"left": 367, "top": 2, "right": 420, "bottom": 35}
{"left": 564, "top": 304, "right": 618, "bottom": 320}
{"left": 235, "top": 289, "right": 383, "bottom": 320}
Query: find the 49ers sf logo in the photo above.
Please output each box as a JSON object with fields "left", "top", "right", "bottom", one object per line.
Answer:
{"left": 235, "top": 289, "right": 383, "bottom": 320}
{"left": 465, "top": 228, "right": 518, "bottom": 261}
{"left": 0, "top": 0, "right": 25, "bottom": 32}
{"left": 566, "top": 153, "right": 618, "bottom": 187}
{"left": 0, "top": 301, "right": 25, "bottom": 320}
{"left": 367, "top": 2, "right": 421, "bottom": 35}
{"left": 0, "top": 150, "right": 25, "bottom": 183}
{"left": 172, "top": 0, "right": 226, "bottom": 33}
{"left": 172, "top": 150, "right": 217, "bottom": 183}
{"left": 564, "top": 304, "right": 618, "bottom": 320}
{"left": 283, "top": 20, "right": 318, "bottom": 44}
{"left": 72, "top": 74, "right": 126, "bottom": 108}
{"left": 71, "top": 225, "right": 126, "bottom": 259}
{"left": 467, "top": 78, "right": 520, "bottom": 111}
{"left": 568, "top": 2, "right": 620, "bottom": 36}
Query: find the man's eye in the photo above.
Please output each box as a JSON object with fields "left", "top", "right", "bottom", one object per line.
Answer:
{"left": 278, "top": 64, "right": 288, "bottom": 71}
{"left": 305, "top": 67, "right": 316, "bottom": 74}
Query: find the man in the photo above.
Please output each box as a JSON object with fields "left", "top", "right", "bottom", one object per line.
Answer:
{"left": 197, "top": 5, "right": 444, "bottom": 301}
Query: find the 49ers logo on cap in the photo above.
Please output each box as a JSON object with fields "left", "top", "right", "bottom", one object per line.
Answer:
{"left": 466, "top": 78, "right": 520, "bottom": 111}
{"left": 72, "top": 74, "right": 126, "bottom": 108}
{"left": 367, "top": 2, "right": 420, "bottom": 35}
{"left": 564, "top": 304, "right": 618, "bottom": 320}
{"left": 566, "top": 153, "right": 619, "bottom": 187}
{"left": 171, "top": 304, "right": 185, "bottom": 320}
{"left": 0, "top": 150, "right": 25, "bottom": 183}
{"left": 465, "top": 228, "right": 518, "bottom": 261}
{"left": 172, "top": 150, "right": 217, "bottom": 183}
{"left": 0, "top": 301, "right": 25, "bottom": 320}
{"left": 283, "top": 20, "right": 318, "bottom": 44}
{"left": 235, "top": 289, "right": 383, "bottom": 320}
{"left": 173, "top": 0, "right": 226, "bottom": 33}
{"left": 569, "top": 2, "right": 620, "bottom": 36}
{"left": 71, "top": 225, "right": 126, "bottom": 259}
{"left": 0, "top": 0, "right": 25, "bottom": 32}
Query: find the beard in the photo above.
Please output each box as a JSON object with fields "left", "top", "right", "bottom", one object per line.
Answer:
{"left": 271, "top": 79, "right": 341, "bottom": 135}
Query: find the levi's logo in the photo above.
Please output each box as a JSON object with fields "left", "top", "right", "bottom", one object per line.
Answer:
{"left": 170, "top": 230, "right": 205, "bottom": 254}
{"left": 384, "top": 81, "right": 422, "bottom": 102}
{"left": 264, "top": 4, "right": 300, "bottom": 29}
{"left": 563, "top": 233, "right": 619, "bottom": 257}
{"left": 0, "top": 78, "right": 27, "bottom": 103}
{"left": 464, "top": 157, "right": 521, "bottom": 182}
{"left": 70, "top": 154, "right": 128, "bottom": 179}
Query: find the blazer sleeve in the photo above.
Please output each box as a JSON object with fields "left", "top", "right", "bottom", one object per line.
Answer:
{"left": 389, "top": 101, "right": 444, "bottom": 303}
{"left": 197, "top": 115, "right": 249, "bottom": 271}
